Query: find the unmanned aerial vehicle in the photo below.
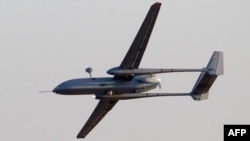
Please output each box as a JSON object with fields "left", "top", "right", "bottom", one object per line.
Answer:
{"left": 53, "top": 2, "right": 224, "bottom": 139}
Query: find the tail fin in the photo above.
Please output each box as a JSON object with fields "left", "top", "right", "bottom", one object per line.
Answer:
{"left": 191, "top": 51, "right": 224, "bottom": 100}
{"left": 206, "top": 51, "right": 224, "bottom": 75}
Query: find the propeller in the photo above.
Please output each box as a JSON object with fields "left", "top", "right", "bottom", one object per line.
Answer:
{"left": 137, "top": 75, "right": 162, "bottom": 89}
{"left": 156, "top": 77, "right": 162, "bottom": 89}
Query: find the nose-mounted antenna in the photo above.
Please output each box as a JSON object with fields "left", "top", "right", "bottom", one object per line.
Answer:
{"left": 85, "top": 67, "right": 94, "bottom": 78}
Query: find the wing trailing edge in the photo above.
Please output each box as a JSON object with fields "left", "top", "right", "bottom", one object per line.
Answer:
{"left": 77, "top": 100, "right": 118, "bottom": 139}
{"left": 119, "top": 2, "right": 161, "bottom": 69}
{"left": 77, "top": 3, "right": 162, "bottom": 139}
{"left": 114, "top": 2, "right": 161, "bottom": 80}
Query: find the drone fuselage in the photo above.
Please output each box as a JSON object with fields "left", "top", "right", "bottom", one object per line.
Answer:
{"left": 53, "top": 75, "right": 158, "bottom": 95}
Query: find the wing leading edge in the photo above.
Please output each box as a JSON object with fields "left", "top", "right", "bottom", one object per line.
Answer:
{"left": 77, "top": 100, "right": 118, "bottom": 139}
{"left": 115, "top": 2, "right": 161, "bottom": 80}
{"left": 77, "top": 2, "right": 162, "bottom": 139}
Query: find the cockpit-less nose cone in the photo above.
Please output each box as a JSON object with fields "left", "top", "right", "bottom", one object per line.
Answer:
{"left": 52, "top": 2, "right": 223, "bottom": 139}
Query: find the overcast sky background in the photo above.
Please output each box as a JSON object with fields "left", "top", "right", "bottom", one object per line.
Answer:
{"left": 1, "top": 0, "right": 250, "bottom": 141}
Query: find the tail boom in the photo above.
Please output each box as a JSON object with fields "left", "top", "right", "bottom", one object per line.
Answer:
{"left": 95, "top": 93, "right": 190, "bottom": 100}
{"left": 102, "top": 52, "right": 223, "bottom": 101}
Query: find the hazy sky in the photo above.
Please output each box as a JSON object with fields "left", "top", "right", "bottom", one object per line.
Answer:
{"left": 1, "top": 0, "right": 250, "bottom": 141}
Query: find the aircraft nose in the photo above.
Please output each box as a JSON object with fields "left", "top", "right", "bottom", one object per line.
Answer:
{"left": 53, "top": 86, "right": 61, "bottom": 93}
{"left": 53, "top": 80, "right": 73, "bottom": 94}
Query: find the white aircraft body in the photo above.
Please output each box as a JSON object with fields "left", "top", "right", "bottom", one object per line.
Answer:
{"left": 52, "top": 2, "right": 224, "bottom": 139}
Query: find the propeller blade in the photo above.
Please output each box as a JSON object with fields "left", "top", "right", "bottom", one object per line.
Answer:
{"left": 156, "top": 78, "right": 162, "bottom": 89}
{"left": 158, "top": 82, "right": 161, "bottom": 89}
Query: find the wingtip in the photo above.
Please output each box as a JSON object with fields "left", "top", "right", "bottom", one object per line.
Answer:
{"left": 77, "top": 132, "right": 86, "bottom": 139}
{"left": 154, "top": 2, "right": 162, "bottom": 5}
{"left": 77, "top": 135, "right": 85, "bottom": 139}
{"left": 151, "top": 2, "right": 162, "bottom": 8}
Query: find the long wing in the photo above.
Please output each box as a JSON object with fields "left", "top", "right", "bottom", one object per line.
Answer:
{"left": 77, "top": 3, "right": 161, "bottom": 139}
{"left": 119, "top": 2, "right": 161, "bottom": 69}
{"left": 77, "top": 99, "right": 118, "bottom": 139}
